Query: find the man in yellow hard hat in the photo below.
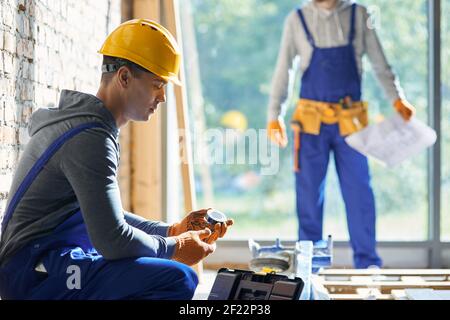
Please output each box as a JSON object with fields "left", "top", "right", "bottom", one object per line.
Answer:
{"left": 0, "top": 19, "right": 233, "bottom": 300}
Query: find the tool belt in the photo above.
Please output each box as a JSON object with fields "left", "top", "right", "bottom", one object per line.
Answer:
{"left": 291, "top": 98, "right": 369, "bottom": 136}
{"left": 290, "top": 98, "right": 369, "bottom": 173}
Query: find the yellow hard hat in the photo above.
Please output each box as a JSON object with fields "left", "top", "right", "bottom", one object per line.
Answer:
{"left": 220, "top": 110, "right": 248, "bottom": 132}
{"left": 99, "top": 19, "right": 181, "bottom": 85}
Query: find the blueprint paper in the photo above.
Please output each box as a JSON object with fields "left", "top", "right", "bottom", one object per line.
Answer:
{"left": 345, "top": 114, "right": 437, "bottom": 167}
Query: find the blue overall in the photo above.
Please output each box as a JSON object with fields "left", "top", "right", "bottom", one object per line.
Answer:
{"left": 295, "top": 4, "right": 382, "bottom": 268}
{"left": 0, "top": 123, "right": 198, "bottom": 300}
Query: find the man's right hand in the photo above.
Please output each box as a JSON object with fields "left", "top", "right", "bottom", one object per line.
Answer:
{"left": 267, "top": 119, "right": 288, "bottom": 148}
{"left": 170, "top": 229, "right": 216, "bottom": 266}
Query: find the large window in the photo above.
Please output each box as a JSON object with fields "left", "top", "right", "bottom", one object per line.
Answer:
{"left": 181, "top": 0, "right": 433, "bottom": 242}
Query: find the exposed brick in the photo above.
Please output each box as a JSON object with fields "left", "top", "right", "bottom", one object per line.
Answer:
{"left": 18, "top": 126, "right": 30, "bottom": 145}
{"left": 0, "top": 30, "right": 4, "bottom": 50}
{"left": 20, "top": 80, "right": 34, "bottom": 101}
{"left": 3, "top": 32, "right": 16, "bottom": 53}
{"left": 2, "top": 52, "right": 15, "bottom": 74}
{"left": 0, "top": 147, "right": 18, "bottom": 171}
{"left": 0, "top": 78, "right": 16, "bottom": 98}
{"left": 0, "top": 0, "right": 121, "bottom": 202}
{"left": 3, "top": 97, "right": 17, "bottom": 124}
{"left": 20, "top": 103, "right": 33, "bottom": 123}
{"left": 0, "top": 126, "right": 17, "bottom": 145}
{"left": 2, "top": 3, "right": 14, "bottom": 28}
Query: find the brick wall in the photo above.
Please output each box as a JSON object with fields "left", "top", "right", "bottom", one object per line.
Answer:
{"left": 0, "top": 0, "right": 121, "bottom": 220}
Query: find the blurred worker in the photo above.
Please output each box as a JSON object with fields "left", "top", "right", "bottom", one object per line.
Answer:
{"left": 267, "top": 0, "right": 415, "bottom": 268}
{"left": 0, "top": 19, "right": 233, "bottom": 300}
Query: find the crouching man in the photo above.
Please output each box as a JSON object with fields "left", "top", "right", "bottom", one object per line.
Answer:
{"left": 0, "top": 19, "right": 233, "bottom": 300}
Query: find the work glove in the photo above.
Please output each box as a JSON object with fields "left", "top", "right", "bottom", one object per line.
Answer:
{"left": 394, "top": 98, "right": 416, "bottom": 121}
{"left": 170, "top": 229, "right": 216, "bottom": 266}
{"left": 168, "top": 208, "right": 234, "bottom": 242}
{"left": 267, "top": 119, "right": 288, "bottom": 148}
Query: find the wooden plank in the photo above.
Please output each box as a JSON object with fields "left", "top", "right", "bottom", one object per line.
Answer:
{"left": 401, "top": 276, "right": 427, "bottom": 284}
{"left": 329, "top": 294, "right": 392, "bottom": 300}
{"left": 320, "top": 269, "right": 450, "bottom": 277}
{"left": 322, "top": 281, "right": 450, "bottom": 294}
{"left": 325, "top": 275, "right": 402, "bottom": 282}
{"left": 350, "top": 276, "right": 376, "bottom": 283}
{"left": 329, "top": 294, "right": 365, "bottom": 300}
{"left": 130, "top": 0, "right": 163, "bottom": 220}
{"left": 391, "top": 290, "right": 409, "bottom": 300}
{"left": 121, "top": 0, "right": 133, "bottom": 22}
{"left": 118, "top": 0, "right": 134, "bottom": 212}
{"left": 356, "top": 288, "right": 382, "bottom": 300}
{"left": 311, "top": 275, "right": 331, "bottom": 300}
{"left": 318, "top": 269, "right": 450, "bottom": 299}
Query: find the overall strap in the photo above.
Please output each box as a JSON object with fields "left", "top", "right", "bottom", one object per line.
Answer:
{"left": 297, "top": 8, "right": 315, "bottom": 46}
{"left": 1, "top": 122, "right": 105, "bottom": 233}
{"left": 348, "top": 3, "right": 357, "bottom": 43}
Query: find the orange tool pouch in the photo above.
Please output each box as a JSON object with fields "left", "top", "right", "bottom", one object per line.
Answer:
{"left": 291, "top": 98, "right": 369, "bottom": 136}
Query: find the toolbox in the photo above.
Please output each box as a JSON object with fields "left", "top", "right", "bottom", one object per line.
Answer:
{"left": 208, "top": 268, "right": 304, "bottom": 300}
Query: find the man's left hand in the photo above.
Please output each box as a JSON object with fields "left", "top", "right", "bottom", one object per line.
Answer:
{"left": 394, "top": 98, "right": 416, "bottom": 121}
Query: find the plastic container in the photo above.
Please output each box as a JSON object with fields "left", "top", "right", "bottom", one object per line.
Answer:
{"left": 206, "top": 209, "right": 227, "bottom": 225}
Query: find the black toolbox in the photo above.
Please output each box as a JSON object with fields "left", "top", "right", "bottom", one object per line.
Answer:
{"left": 208, "top": 268, "right": 304, "bottom": 300}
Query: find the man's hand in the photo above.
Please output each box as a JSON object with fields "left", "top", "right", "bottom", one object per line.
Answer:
{"left": 168, "top": 209, "right": 234, "bottom": 243}
{"left": 204, "top": 219, "right": 234, "bottom": 244}
{"left": 394, "top": 98, "right": 416, "bottom": 121}
{"left": 168, "top": 208, "right": 210, "bottom": 236}
{"left": 267, "top": 119, "right": 288, "bottom": 148}
{"left": 170, "top": 229, "right": 216, "bottom": 266}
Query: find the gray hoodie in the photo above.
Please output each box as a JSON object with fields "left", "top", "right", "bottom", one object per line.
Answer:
{"left": 0, "top": 90, "right": 176, "bottom": 267}
{"left": 268, "top": 0, "right": 404, "bottom": 121}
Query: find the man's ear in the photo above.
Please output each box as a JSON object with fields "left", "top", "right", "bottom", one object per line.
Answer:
{"left": 117, "top": 66, "right": 131, "bottom": 88}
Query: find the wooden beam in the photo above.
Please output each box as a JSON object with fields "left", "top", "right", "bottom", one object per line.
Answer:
{"left": 130, "top": 0, "right": 163, "bottom": 220}
{"left": 121, "top": 0, "right": 133, "bottom": 22}
{"left": 319, "top": 269, "right": 450, "bottom": 277}
{"left": 118, "top": 0, "right": 134, "bottom": 211}
{"left": 322, "top": 281, "right": 450, "bottom": 294}
{"left": 162, "top": 0, "right": 203, "bottom": 280}
{"left": 162, "top": 0, "right": 197, "bottom": 213}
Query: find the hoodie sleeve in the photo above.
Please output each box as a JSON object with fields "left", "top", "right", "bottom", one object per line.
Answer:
{"left": 362, "top": 6, "right": 403, "bottom": 103}
{"left": 124, "top": 210, "right": 171, "bottom": 237}
{"left": 60, "top": 128, "right": 176, "bottom": 260}
{"left": 267, "top": 11, "right": 299, "bottom": 122}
